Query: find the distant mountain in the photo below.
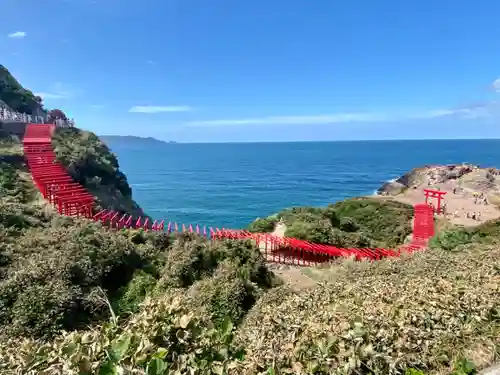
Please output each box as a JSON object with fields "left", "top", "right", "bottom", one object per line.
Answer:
{"left": 100, "top": 135, "right": 177, "bottom": 145}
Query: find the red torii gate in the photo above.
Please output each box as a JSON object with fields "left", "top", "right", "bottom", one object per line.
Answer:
{"left": 423, "top": 188, "right": 447, "bottom": 214}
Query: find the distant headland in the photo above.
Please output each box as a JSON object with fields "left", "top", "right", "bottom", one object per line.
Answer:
{"left": 100, "top": 135, "right": 177, "bottom": 145}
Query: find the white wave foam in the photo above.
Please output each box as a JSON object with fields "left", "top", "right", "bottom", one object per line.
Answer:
{"left": 372, "top": 177, "right": 398, "bottom": 196}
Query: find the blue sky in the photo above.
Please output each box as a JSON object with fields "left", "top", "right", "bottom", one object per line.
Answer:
{"left": 2, "top": 0, "right": 500, "bottom": 142}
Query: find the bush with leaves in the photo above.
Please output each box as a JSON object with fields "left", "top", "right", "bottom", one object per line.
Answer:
{"left": 0, "top": 293, "right": 243, "bottom": 375}
{"left": 0, "top": 219, "right": 163, "bottom": 338}
{"left": 285, "top": 218, "right": 335, "bottom": 244}
{"left": 191, "top": 264, "right": 260, "bottom": 326}
{"left": 0, "top": 162, "right": 33, "bottom": 203}
{"left": 331, "top": 198, "right": 414, "bottom": 247}
{"left": 155, "top": 233, "right": 277, "bottom": 292}
{"left": 429, "top": 227, "right": 473, "bottom": 250}
{"left": 247, "top": 216, "right": 278, "bottom": 233}
{"left": 431, "top": 218, "right": 500, "bottom": 251}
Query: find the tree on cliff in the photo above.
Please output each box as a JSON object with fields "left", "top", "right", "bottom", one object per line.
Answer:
{"left": 47, "top": 108, "right": 68, "bottom": 122}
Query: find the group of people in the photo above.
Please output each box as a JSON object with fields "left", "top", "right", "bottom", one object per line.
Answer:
{"left": 466, "top": 211, "right": 482, "bottom": 221}
{"left": 451, "top": 210, "right": 482, "bottom": 221}
{"left": 472, "top": 191, "right": 488, "bottom": 205}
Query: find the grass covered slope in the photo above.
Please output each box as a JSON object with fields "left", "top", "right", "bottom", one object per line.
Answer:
{"left": 52, "top": 127, "right": 145, "bottom": 217}
{"left": 248, "top": 198, "right": 414, "bottom": 248}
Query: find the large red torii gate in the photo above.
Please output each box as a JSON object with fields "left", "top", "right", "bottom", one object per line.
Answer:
{"left": 423, "top": 188, "right": 447, "bottom": 214}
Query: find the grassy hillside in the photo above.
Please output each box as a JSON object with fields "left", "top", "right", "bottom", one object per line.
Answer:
{"left": 248, "top": 198, "right": 414, "bottom": 248}
{"left": 0, "top": 65, "right": 44, "bottom": 115}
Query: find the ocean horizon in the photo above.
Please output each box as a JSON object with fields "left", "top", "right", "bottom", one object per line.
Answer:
{"left": 102, "top": 137, "right": 500, "bottom": 144}
{"left": 104, "top": 138, "right": 500, "bottom": 229}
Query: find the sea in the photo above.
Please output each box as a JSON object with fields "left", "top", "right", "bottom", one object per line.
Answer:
{"left": 105, "top": 139, "right": 500, "bottom": 229}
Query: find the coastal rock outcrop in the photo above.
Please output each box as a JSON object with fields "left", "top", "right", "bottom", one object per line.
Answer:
{"left": 377, "top": 164, "right": 486, "bottom": 196}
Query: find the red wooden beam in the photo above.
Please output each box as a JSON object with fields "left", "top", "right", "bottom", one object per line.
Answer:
{"left": 93, "top": 210, "right": 108, "bottom": 220}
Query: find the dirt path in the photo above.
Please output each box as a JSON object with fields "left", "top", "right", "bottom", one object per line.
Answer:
{"left": 253, "top": 221, "right": 318, "bottom": 290}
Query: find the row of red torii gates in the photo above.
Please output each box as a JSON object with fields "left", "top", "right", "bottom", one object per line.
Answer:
{"left": 21, "top": 123, "right": 447, "bottom": 266}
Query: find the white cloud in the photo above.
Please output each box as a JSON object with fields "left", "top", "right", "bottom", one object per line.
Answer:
{"left": 35, "top": 92, "right": 68, "bottom": 100}
{"left": 185, "top": 113, "right": 385, "bottom": 126}
{"left": 7, "top": 31, "right": 26, "bottom": 39}
{"left": 184, "top": 107, "right": 492, "bottom": 127}
{"left": 425, "top": 108, "right": 487, "bottom": 119}
{"left": 493, "top": 78, "right": 500, "bottom": 92}
{"left": 35, "top": 82, "right": 76, "bottom": 100}
{"left": 129, "top": 105, "right": 192, "bottom": 113}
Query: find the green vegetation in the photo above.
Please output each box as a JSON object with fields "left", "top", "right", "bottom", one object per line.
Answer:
{"left": 249, "top": 198, "right": 414, "bottom": 248}
{"left": 430, "top": 218, "right": 500, "bottom": 251}
{"left": 2, "top": 125, "right": 500, "bottom": 373}
{"left": 0, "top": 65, "right": 44, "bottom": 114}
{"left": 3, "top": 176, "right": 500, "bottom": 374}
{"left": 52, "top": 127, "right": 144, "bottom": 215}
{"left": 0, "top": 153, "right": 279, "bottom": 372}
{"left": 236, "top": 244, "right": 499, "bottom": 374}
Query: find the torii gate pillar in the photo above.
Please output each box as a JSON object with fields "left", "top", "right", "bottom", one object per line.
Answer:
{"left": 423, "top": 188, "right": 447, "bottom": 214}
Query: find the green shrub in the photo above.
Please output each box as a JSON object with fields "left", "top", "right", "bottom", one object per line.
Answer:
{"left": 113, "top": 270, "right": 157, "bottom": 316}
{"left": 155, "top": 233, "right": 218, "bottom": 290}
{"left": 247, "top": 216, "right": 278, "bottom": 233}
{"left": 193, "top": 264, "right": 259, "bottom": 326}
{"left": 0, "top": 162, "right": 32, "bottom": 203}
{"left": 331, "top": 228, "right": 374, "bottom": 248}
{"left": 429, "top": 228, "right": 473, "bottom": 250}
{"left": 0, "top": 292, "right": 244, "bottom": 374}
{"left": 430, "top": 218, "right": 500, "bottom": 251}
{"left": 339, "top": 216, "right": 359, "bottom": 232}
{"left": 0, "top": 220, "right": 160, "bottom": 338}
{"left": 211, "top": 239, "right": 277, "bottom": 288}
{"left": 0, "top": 201, "right": 48, "bottom": 237}
{"left": 156, "top": 233, "right": 276, "bottom": 292}
{"left": 285, "top": 219, "right": 335, "bottom": 244}
{"left": 331, "top": 198, "right": 413, "bottom": 247}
